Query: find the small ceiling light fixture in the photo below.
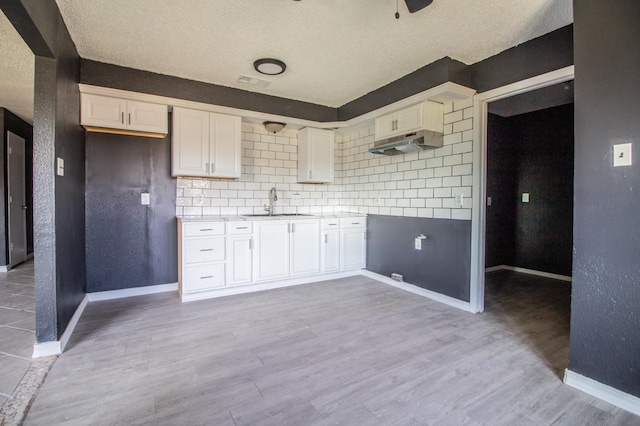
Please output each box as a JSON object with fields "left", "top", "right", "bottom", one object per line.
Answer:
{"left": 254, "top": 58, "right": 287, "bottom": 75}
{"left": 263, "top": 121, "right": 286, "bottom": 134}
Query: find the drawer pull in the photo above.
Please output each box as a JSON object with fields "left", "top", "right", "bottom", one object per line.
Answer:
{"left": 200, "top": 276, "right": 214, "bottom": 279}
{"left": 200, "top": 228, "right": 214, "bottom": 231}
{"left": 199, "top": 249, "right": 214, "bottom": 252}
{"left": 352, "top": 222, "right": 360, "bottom": 225}
{"left": 235, "top": 226, "right": 248, "bottom": 230}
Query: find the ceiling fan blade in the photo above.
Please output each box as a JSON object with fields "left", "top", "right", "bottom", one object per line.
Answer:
{"left": 404, "top": 0, "right": 433, "bottom": 13}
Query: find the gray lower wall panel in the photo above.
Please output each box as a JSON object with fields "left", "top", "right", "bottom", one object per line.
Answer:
{"left": 366, "top": 215, "right": 471, "bottom": 302}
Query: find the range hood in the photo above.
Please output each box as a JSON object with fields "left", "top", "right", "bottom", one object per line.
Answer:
{"left": 368, "top": 129, "right": 443, "bottom": 155}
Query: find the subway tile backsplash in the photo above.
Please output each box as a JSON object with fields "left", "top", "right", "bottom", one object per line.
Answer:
{"left": 176, "top": 99, "right": 473, "bottom": 220}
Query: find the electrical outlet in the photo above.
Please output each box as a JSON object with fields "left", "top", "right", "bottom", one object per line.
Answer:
{"left": 455, "top": 193, "right": 464, "bottom": 207}
{"left": 56, "top": 157, "right": 64, "bottom": 176}
{"left": 522, "top": 193, "right": 530, "bottom": 203}
{"left": 141, "top": 193, "right": 150, "bottom": 205}
{"left": 613, "top": 143, "right": 632, "bottom": 167}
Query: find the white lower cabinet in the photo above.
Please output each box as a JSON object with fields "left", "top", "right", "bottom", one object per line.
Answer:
{"left": 227, "top": 222, "right": 253, "bottom": 286}
{"left": 254, "top": 220, "right": 290, "bottom": 282}
{"left": 179, "top": 216, "right": 366, "bottom": 301}
{"left": 321, "top": 219, "right": 341, "bottom": 273}
{"left": 340, "top": 217, "right": 367, "bottom": 270}
{"left": 290, "top": 220, "right": 321, "bottom": 277}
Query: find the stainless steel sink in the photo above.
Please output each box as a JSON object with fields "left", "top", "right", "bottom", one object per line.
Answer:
{"left": 243, "top": 213, "right": 313, "bottom": 217}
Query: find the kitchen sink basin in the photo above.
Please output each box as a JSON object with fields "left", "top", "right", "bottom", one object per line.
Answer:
{"left": 243, "top": 213, "right": 313, "bottom": 217}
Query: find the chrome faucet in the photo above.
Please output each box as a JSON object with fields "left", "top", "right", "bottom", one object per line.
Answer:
{"left": 264, "top": 187, "right": 278, "bottom": 215}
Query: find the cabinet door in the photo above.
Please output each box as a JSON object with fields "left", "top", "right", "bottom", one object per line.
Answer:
{"left": 290, "top": 220, "right": 320, "bottom": 277}
{"left": 321, "top": 229, "right": 340, "bottom": 273}
{"left": 374, "top": 111, "right": 397, "bottom": 140}
{"left": 172, "top": 107, "right": 210, "bottom": 177}
{"left": 254, "top": 221, "right": 290, "bottom": 282}
{"left": 227, "top": 235, "right": 253, "bottom": 286}
{"left": 81, "top": 94, "right": 127, "bottom": 130}
{"left": 210, "top": 113, "right": 242, "bottom": 178}
{"left": 309, "top": 129, "right": 334, "bottom": 183}
{"left": 127, "top": 100, "right": 168, "bottom": 134}
{"left": 341, "top": 228, "right": 366, "bottom": 270}
{"left": 396, "top": 103, "right": 424, "bottom": 134}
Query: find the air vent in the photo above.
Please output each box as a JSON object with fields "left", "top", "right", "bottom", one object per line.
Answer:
{"left": 237, "top": 75, "right": 271, "bottom": 88}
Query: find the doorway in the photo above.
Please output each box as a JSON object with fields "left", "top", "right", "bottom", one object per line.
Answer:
{"left": 7, "top": 131, "right": 28, "bottom": 267}
{"left": 469, "top": 66, "right": 575, "bottom": 313}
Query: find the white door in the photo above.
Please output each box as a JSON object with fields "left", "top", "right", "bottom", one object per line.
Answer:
{"left": 321, "top": 229, "right": 340, "bottom": 273}
{"left": 7, "top": 132, "right": 27, "bottom": 267}
{"left": 172, "top": 107, "right": 210, "bottom": 177}
{"left": 341, "top": 228, "right": 366, "bottom": 270}
{"left": 254, "top": 221, "right": 290, "bottom": 282}
{"left": 210, "top": 113, "right": 241, "bottom": 178}
{"left": 290, "top": 220, "right": 320, "bottom": 277}
{"left": 227, "top": 235, "right": 253, "bottom": 286}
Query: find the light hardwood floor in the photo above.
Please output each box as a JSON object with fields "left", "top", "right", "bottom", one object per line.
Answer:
{"left": 24, "top": 273, "right": 639, "bottom": 425}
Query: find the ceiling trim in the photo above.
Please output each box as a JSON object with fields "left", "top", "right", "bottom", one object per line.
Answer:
{"left": 79, "top": 82, "right": 475, "bottom": 133}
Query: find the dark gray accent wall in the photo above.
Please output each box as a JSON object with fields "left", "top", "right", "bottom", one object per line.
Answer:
{"left": 2, "top": 0, "right": 86, "bottom": 342}
{"left": 338, "top": 57, "right": 470, "bottom": 121}
{"left": 366, "top": 215, "right": 471, "bottom": 301}
{"left": 570, "top": 1, "right": 640, "bottom": 398}
{"left": 486, "top": 105, "right": 574, "bottom": 276}
{"left": 80, "top": 60, "right": 337, "bottom": 123}
{"left": 469, "top": 25, "right": 573, "bottom": 94}
{"left": 0, "top": 108, "right": 34, "bottom": 263}
{"left": 85, "top": 131, "right": 177, "bottom": 292}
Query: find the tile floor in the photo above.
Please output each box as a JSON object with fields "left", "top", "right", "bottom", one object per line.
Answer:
{"left": 0, "top": 260, "right": 35, "bottom": 407}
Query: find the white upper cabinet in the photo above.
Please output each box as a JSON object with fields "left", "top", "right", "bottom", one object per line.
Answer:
{"left": 81, "top": 93, "right": 168, "bottom": 134}
{"left": 172, "top": 107, "right": 241, "bottom": 178}
{"left": 374, "top": 101, "right": 443, "bottom": 141}
{"left": 297, "top": 127, "right": 334, "bottom": 183}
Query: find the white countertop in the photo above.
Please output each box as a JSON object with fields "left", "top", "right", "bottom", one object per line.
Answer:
{"left": 178, "top": 213, "right": 366, "bottom": 222}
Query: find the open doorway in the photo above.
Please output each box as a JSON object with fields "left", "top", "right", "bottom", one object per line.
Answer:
{"left": 483, "top": 82, "right": 574, "bottom": 377}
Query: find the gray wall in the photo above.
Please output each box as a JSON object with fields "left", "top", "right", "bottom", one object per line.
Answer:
{"left": 2, "top": 0, "right": 86, "bottom": 342}
{"left": 367, "top": 215, "right": 471, "bottom": 301}
{"left": 85, "top": 131, "right": 177, "bottom": 292}
{"left": 486, "top": 104, "right": 574, "bottom": 276}
{"left": 570, "top": 1, "right": 640, "bottom": 397}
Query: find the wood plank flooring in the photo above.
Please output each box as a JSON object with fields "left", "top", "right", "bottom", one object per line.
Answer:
{"left": 24, "top": 273, "right": 639, "bottom": 425}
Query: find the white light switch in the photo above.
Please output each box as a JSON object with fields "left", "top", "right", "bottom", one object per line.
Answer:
{"left": 522, "top": 193, "right": 530, "bottom": 203}
{"left": 613, "top": 143, "right": 632, "bottom": 167}
{"left": 56, "top": 157, "right": 64, "bottom": 176}
{"left": 455, "top": 193, "right": 464, "bottom": 207}
{"left": 487, "top": 196, "right": 492, "bottom": 206}
{"left": 141, "top": 193, "right": 150, "bottom": 205}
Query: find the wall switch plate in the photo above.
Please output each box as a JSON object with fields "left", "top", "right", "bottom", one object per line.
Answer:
{"left": 613, "top": 143, "right": 632, "bottom": 167}
{"left": 56, "top": 157, "right": 64, "bottom": 176}
{"left": 455, "top": 193, "right": 464, "bottom": 207}
{"left": 141, "top": 193, "right": 150, "bottom": 205}
{"left": 487, "top": 196, "right": 492, "bottom": 206}
{"left": 522, "top": 193, "right": 530, "bottom": 203}
{"left": 415, "top": 237, "right": 422, "bottom": 250}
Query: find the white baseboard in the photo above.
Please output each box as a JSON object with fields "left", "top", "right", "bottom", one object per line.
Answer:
{"left": 0, "top": 265, "right": 9, "bottom": 272}
{"left": 87, "top": 282, "right": 178, "bottom": 302}
{"left": 361, "top": 270, "right": 471, "bottom": 312}
{"left": 181, "top": 271, "right": 360, "bottom": 302}
{"left": 32, "top": 294, "right": 89, "bottom": 358}
{"left": 485, "top": 265, "right": 572, "bottom": 282}
{"left": 564, "top": 369, "right": 640, "bottom": 416}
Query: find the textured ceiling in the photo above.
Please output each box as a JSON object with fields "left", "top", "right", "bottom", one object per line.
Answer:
{"left": 0, "top": 10, "right": 35, "bottom": 123}
{"left": 55, "top": 0, "right": 573, "bottom": 107}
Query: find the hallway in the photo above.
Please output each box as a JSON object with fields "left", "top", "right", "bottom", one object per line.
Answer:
{"left": 0, "top": 260, "right": 35, "bottom": 407}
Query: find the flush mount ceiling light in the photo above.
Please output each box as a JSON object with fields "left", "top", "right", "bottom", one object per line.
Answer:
{"left": 254, "top": 58, "right": 287, "bottom": 75}
{"left": 263, "top": 121, "right": 286, "bottom": 134}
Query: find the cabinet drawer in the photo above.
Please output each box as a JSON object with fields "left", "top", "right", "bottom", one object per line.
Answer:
{"left": 321, "top": 219, "right": 340, "bottom": 230}
{"left": 340, "top": 217, "right": 366, "bottom": 229}
{"left": 227, "top": 222, "right": 252, "bottom": 234}
{"left": 183, "top": 263, "right": 225, "bottom": 292}
{"left": 184, "top": 237, "right": 225, "bottom": 263}
{"left": 184, "top": 222, "right": 225, "bottom": 237}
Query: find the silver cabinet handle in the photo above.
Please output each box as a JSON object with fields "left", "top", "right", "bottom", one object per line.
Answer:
{"left": 199, "top": 248, "right": 214, "bottom": 252}
{"left": 236, "top": 226, "right": 248, "bottom": 230}
{"left": 200, "top": 228, "right": 213, "bottom": 231}
{"left": 121, "top": 112, "right": 125, "bottom": 124}
{"left": 287, "top": 223, "right": 291, "bottom": 233}
{"left": 200, "top": 276, "right": 214, "bottom": 279}
{"left": 249, "top": 239, "right": 252, "bottom": 250}
{"left": 128, "top": 113, "right": 131, "bottom": 125}
{"left": 309, "top": 170, "right": 312, "bottom": 179}
{"left": 292, "top": 223, "right": 295, "bottom": 233}
{"left": 324, "top": 234, "right": 328, "bottom": 243}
